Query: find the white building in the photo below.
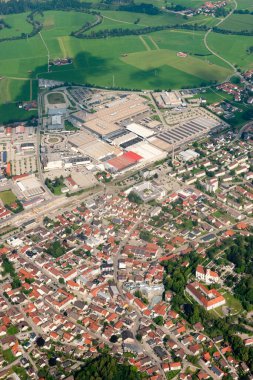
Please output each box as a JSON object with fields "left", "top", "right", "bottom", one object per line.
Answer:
{"left": 196, "top": 265, "right": 219, "bottom": 284}
{"left": 205, "top": 178, "right": 218, "bottom": 193}
{"left": 178, "top": 149, "right": 200, "bottom": 162}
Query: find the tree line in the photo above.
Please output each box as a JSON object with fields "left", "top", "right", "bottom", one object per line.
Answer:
{"left": 213, "top": 26, "right": 253, "bottom": 36}
{"left": 75, "top": 23, "right": 209, "bottom": 39}
{"left": 0, "top": 10, "right": 43, "bottom": 43}
{"left": 234, "top": 9, "right": 253, "bottom": 15}
{"left": 0, "top": 0, "right": 159, "bottom": 15}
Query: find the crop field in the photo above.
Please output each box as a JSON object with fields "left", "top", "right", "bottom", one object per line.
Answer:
{"left": 236, "top": 0, "right": 253, "bottom": 10}
{"left": 221, "top": 14, "right": 253, "bottom": 31}
{"left": 0, "top": 7, "right": 252, "bottom": 115}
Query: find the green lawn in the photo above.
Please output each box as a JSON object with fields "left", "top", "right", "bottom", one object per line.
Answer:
{"left": 0, "top": 78, "right": 35, "bottom": 104}
{"left": 166, "top": 370, "right": 181, "bottom": 380}
{"left": 7, "top": 325, "right": 19, "bottom": 336}
{"left": 194, "top": 88, "right": 234, "bottom": 104}
{"left": 2, "top": 349, "right": 16, "bottom": 364}
{"left": 220, "top": 288, "right": 244, "bottom": 315}
{"left": 0, "top": 103, "right": 37, "bottom": 124}
{"left": 0, "top": 190, "right": 17, "bottom": 206}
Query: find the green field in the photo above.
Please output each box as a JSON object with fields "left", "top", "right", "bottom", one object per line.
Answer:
{"left": 94, "top": 9, "right": 186, "bottom": 31}
{"left": 0, "top": 13, "right": 33, "bottom": 38}
{"left": 0, "top": 190, "right": 17, "bottom": 206}
{"left": 221, "top": 14, "right": 253, "bottom": 31}
{"left": 0, "top": 78, "right": 37, "bottom": 103}
{"left": 0, "top": 7, "right": 253, "bottom": 117}
{"left": 208, "top": 33, "right": 253, "bottom": 70}
{"left": 194, "top": 88, "right": 234, "bottom": 104}
{"left": 236, "top": 0, "right": 253, "bottom": 10}
{"left": 220, "top": 288, "right": 244, "bottom": 315}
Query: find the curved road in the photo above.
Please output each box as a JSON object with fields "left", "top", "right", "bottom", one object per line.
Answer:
{"left": 204, "top": 0, "right": 240, "bottom": 78}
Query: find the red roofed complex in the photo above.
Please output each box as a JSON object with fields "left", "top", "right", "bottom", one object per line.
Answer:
{"left": 186, "top": 282, "right": 225, "bottom": 311}
{"left": 106, "top": 151, "right": 142, "bottom": 172}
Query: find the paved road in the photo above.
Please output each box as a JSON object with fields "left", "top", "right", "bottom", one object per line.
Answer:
{"left": 203, "top": 0, "right": 243, "bottom": 81}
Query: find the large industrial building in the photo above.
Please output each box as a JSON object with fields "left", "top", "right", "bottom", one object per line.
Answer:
{"left": 106, "top": 151, "right": 142, "bottom": 173}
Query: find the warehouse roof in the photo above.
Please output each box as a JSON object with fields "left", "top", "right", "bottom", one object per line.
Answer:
{"left": 107, "top": 151, "right": 142, "bottom": 171}
{"left": 126, "top": 123, "right": 154, "bottom": 138}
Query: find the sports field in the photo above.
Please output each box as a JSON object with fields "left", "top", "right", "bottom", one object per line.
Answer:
{"left": 0, "top": 190, "right": 17, "bottom": 206}
{"left": 0, "top": 7, "right": 252, "bottom": 117}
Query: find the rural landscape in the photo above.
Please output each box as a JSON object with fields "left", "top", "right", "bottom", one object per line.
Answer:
{"left": 0, "top": 0, "right": 253, "bottom": 380}
{"left": 0, "top": 0, "right": 253, "bottom": 122}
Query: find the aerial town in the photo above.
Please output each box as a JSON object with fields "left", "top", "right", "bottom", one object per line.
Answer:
{"left": 0, "top": 72, "right": 252, "bottom": 380}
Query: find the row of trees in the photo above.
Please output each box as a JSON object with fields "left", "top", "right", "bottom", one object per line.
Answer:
{"left": 0, "top": 10, "right": 43, "bottom": 43}
{"left": 234, "top": 9, "right": 253, "bottom": 15}
{"left": 213, "top": 26, "right": 253, "bottom": 36}
{"left": 1, "top": 255, "right": 21, "bottom": 289}
{"left": 0, "top": 0, "right": 159, "bottom": 15}
{"left": 0, "top": 19, "right": 11, "bottom": 30}
{"left": 77, "top": 23, "right": 209, "bottom": 39}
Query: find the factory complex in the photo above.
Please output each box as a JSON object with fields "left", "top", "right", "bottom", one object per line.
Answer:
{"left": 41, "top": 89, "right": 225, "bottom": 188}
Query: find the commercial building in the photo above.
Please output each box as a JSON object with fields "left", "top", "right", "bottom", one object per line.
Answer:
{"left": 48, "top": 115, "right": 64, "bottom": 131}
{"left": 178, "top": 149, "right": 200, "bottom": 162}
{"left": 106, "top": 151, "right": 142, "bottom": 172}
{"left": 125, "top": 141, "right": 167, "bottom": 163}
{"left": 129, "top": 181, "right": 166, "bottom": 203}
{"left": 14, "top": 174, "right": 45, "bottom": 199}
{"left": 80, "top": 94, "right": 150, "bottom": 139}
{"left": 126, "top": 123, "right": 154, "bottom": 139}
{"left": 158, "top": 117, "right": 221, "bottom": 146}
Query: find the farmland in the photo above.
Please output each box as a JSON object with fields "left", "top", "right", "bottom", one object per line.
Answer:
{"left": 0, "top": 12, "right": 33, "bottom": 38}
{"left": 236, "top": 0, "right": 253, "bottom": 10}
{"left": 207, "top": 33, "right": 253, "bottom": 70}
{"left": 0, "top": 3, "right": 253, "bottom": 117}
{"left": 221, "top": 13, "right": 253, "bottom": 32}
